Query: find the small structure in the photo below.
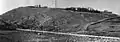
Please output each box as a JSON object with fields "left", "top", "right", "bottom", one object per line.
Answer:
{"left": 35, "top": 5, "right": 41, "bottom": 8}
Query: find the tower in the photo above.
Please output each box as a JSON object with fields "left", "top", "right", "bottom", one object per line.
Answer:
{"left": 54, "top": 0, "right": 57, "bottom": 8}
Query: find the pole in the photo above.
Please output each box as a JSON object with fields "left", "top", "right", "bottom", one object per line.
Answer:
{"left": 55, "top": 0, "right": 57, "bottom": 8}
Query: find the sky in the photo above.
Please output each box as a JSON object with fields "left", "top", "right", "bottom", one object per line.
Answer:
{"left": 0, "top": 0, "right": 120, "bottom": 15}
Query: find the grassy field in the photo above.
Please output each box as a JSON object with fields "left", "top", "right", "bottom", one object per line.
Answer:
{"left": 0, "top": 30, "right": 120, "bottom": 42}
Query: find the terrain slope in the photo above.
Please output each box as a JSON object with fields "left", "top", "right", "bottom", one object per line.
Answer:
{"left": 0, "top": 6, "right": 120, "bottom": 42}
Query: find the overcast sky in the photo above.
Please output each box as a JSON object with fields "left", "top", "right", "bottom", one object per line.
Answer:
{"left": 0, "top": 0, "right": 120, "bottom": 15}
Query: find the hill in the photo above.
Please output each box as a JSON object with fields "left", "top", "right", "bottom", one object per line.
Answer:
{"left": 0, "top": 6, "right": 120, "bottom": 42}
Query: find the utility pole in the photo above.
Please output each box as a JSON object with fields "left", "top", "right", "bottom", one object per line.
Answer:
{"left": 55, "top": 0, "right": 57, "bottom": 8}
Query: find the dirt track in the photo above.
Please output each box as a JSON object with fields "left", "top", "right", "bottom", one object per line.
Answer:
{"left": 0, "top": 29, "right": 120, "bottom": 42}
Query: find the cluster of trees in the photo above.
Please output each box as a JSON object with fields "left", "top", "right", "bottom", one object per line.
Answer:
{"left": 26, "top": 5, "right": 113, "bottom": 14}
{"left": 64, "top": 7, "right": 112, "bottom": 13}
{"left": 26, "top": 5, "right": 41, "bottom": 8}
{"left": 26, "top": 5, "right": 48, "bottom": 8}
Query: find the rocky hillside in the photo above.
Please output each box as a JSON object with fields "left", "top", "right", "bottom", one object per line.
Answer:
{"left": 0, "top": 6, "right": 120, "bottom": 42}
{"left": 0, "top": 6, "right": 118, "bottom": 31}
